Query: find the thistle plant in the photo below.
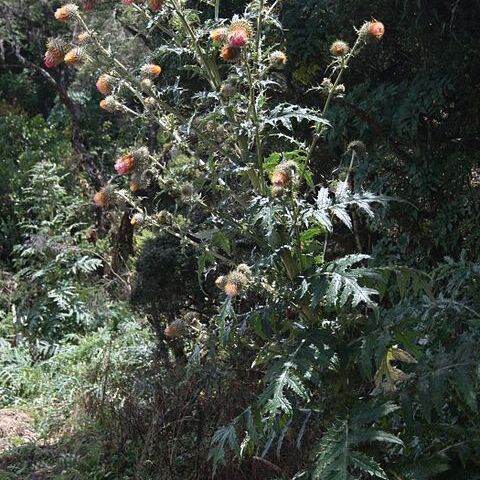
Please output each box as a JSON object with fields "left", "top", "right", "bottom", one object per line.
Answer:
{"left": 46, "top": 1, "right": 417, "bottom": 476}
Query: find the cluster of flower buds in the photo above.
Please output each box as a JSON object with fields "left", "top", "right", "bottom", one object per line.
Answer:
{"left": 210, "top": 19, "right": 252, "bottom": 63}
{"left": 318, "top": 77, "right": 345, "bottom": 97}
{"left": 44, "top": 38, "right": 69, "bottom": 69}
{"left": 215, "top": 264, "right": 251, "bottom": 298}
{"left": 270, "top": 160, "right": 298, "bottom": 197}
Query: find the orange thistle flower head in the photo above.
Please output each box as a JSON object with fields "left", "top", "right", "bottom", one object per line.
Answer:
{"left": 210, "top": 27, "right": 227, "bottom": 44}
{"left": 93, "top": 185, "right": 114, "bottom": 208}
{"left": 96, "top": 74, "right": 113, "bottom": 96}
{"left": 100, "top": 95, "right": 120, "bottom": 112}
{"left": 223, "top": 268, "right": 250, "bottom": 297}
{"left": 368, "top": 20, "right": 385, "bottom": 40}
{"left": 227, "top": 19, "right": 252, "bottom": 48}
{"left": 330, "top": 40, "right": 350, "bottom": 56}
{"left": 54, "top": 3, "right": 79, "bottom": 22}
{"left": 271, "top": 161, "right": 297, "bottom": 188}
{"left": 141, "top": 63, "right": 162, "bottom": 78}
{"left": 64, "top": 47, "right": 85, "bottom": 65}
{"left": 269, "top": 50, "right": 287, "bottom": 68}
{"left": 219, "top": 45, "right": 241, "bottom": 62}
{"left": 114, "top": 153, "right": 135, "bottom": 175}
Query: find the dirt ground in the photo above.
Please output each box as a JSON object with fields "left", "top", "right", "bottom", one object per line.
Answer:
{"left": 0, "top": 409, "right": 36, "bottom": 453}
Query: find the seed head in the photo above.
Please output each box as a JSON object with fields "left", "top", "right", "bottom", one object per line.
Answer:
{"left": 133, "top": 146, "right": 149, "bottom": 162}
{"left": 269, "top": 50, "right": 287, "bottom": 68}
{"left": 54, "top": 4, "right": 79, "bottom": 22}
{"left": 77, "top": 31, "right": 91, "bottom": 44}
{"left": 144, "top": 97, "right": 156, "bottom": 110}
{"left": 140, "top": 78, "right": 153, "bottom": 92}
{"left": 330, "top": 40, "right": 350, "bottom": 56}
{"left": 114, "top": 153, "right": 135, "bottom": 175}
{"left": 236, "top": 264, "right": 251, "bottom": 276}
{"left": 96, "top": 74, "right": 113, "bottom": 96}
{"left": 164, "top": 319, "right": 185, "bottom": 337}
{"left": 93, "top": 185, "right": 114, "bottom": 208}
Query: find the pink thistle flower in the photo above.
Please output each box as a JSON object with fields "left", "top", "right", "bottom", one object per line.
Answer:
{"left": 228, "top": 30, "right": 248, "bottom": 48}
{"left": 114, "top": 153, "right": 135, "bottom": 175}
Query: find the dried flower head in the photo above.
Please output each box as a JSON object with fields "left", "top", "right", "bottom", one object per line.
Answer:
{"left": 164, "top": 319, "right": 185, "bottom": 337}
{"left": 96, "top": 74, "right": 113, "bottom": 96}
{"left": 130, "top": 212, "right": 144, "bottom": 227}
{"left": 144, "top": 97, "right": 156, "bottom": 110}
{"left": 54, "top": 3, "right": 79, "bottom": 21}
{"left": 219, "top": 46, "right": 241, "bottom": 62}
{"left": 64, "top": 47, "right": 85, "bottom": 65}
{"left": 44, "top": 38, "right": 68, "bottom": 68}
{"left": 347, "top": 140, "right": 367, "bottom": 157}
{"left": 114, "top": 153, "right": 135, "bottom": 175}
{"left": 210, "top": 27, "right": 227, "bottom": 44}
{"left": 236, "top": 264, "right": 251, "bottom": 276}
{"left": 133, "top": 146, "right": 149, "bottom": 162}
{"left": 215, "top": 275, "right": 228, "bottom": 290}
{"left": 368, "top": 20, "right": 385, "bottom": 40}
{"left": 227, "top": 19, "right": 252, "bottom": 47}
{"left": 269, "top": 50, "right": 287, "bottom": 68}
{"left": 330, "top": 40, "right": 350, "bottom": 56}
{"left": 141, "top": 63, "right": 162, "bottom": 78}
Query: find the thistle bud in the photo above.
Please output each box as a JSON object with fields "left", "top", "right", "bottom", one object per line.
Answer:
{"left": 44, "top": 38, "right": 68, "bottom": 68}
{"left": 157, "top": 210, "right": 173, "bottom": 225}
{"left": 141, "top": 63, "right": 162, "bottom": 78}
{"left": 269, "top": 50, "right": 287, "bottom": 68}
{"left": 368, "top": 20, "right": 385, "bottom": 40}
{"left": 133, "top": 146, "right": 149, "bottom": 162}
{"left": 114, "top": 153, "right": 135, "bottom": 175}
{"left": 210, "top": 27, "right": 227, "bottom": 44}
{"left": 164, "top": 319, "right": 185, "bottom": 337}
{"left": 271, "top": 185, "right": 285, "bottom": 197}
{"left": 54, "top": 3, "right": 79, "bottom": 22}
{"left": 329, "top": 40, "right": 350, "bottom": 56}
{"left": 223, "top": 270, "right": 249, "bottom": 297}
{"left": 100, "top": 95, "right": 120, "bottom": 112}
{"left": 93, "top": 185, "right": 114, "bottom": 207}
{"left": 271, "top": 160, "right": 297, "bottom": 188}
{"left": 140, "top": 78, "right": 153, "bottom": 92}
{"left": 64, "top": 47, "right": 85, "bottom": 66}
{"left": 220, "top": 82, "right": 235, "bottom": 98}
{"left": 130, "top": 212, "right": 144, "bottom": 227}
{"left": 180, "top": 183, "right": 194, "bottom": 198}
{"left": 215, "top": 275, "right": 228, "bottom": 289}
{"left": 77, "top": 31, "right": 91, "bottom": 44}
{"left": 144, "top": 97, "right": 156, "bottom": 110}
{"left": 96, "top": 74, "right": 113, "bottom": 96}
{"left": 219, "top": 46, "right": 241, "bottom": 62}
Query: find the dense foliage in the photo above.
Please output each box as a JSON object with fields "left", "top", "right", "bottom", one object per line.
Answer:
{"left": 0, "top": 1, "right": 478, "bottom": 479}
